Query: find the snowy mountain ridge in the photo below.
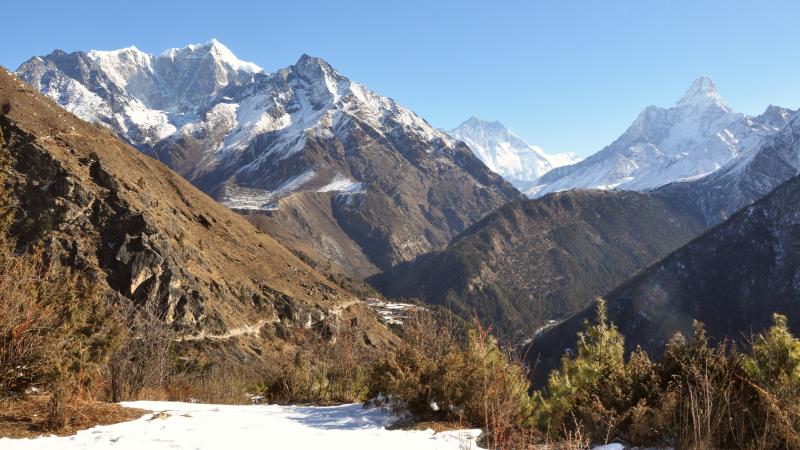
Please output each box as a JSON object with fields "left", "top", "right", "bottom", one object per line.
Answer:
{"left": 529, "top": 76, "right": 792, "bottom": 197}
{"left": 656, "top": 105, "right": 800, "bottom": 225}
{"left": 16, "top": 43, "right": 465, "bottom": 205}
{"left": 449, "top": 117, "right": 579, "bottom": 190}
{"left": 16, "top": 41, "right": 520, "bottom": 273}
{"left": 17, "top": 40, "right": 265, "bottom": 148}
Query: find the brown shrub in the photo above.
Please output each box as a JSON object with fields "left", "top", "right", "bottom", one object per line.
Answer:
{"left": 0, "top": 394, "right": 147, "bottom": 438}
{"left": 258, "top": 318, "right": 377, "bottom": 405}
{"left": 0, "top": 241, "right": 125, "bottom": 431}
{"left": 660, "top": 325, "right": 745, "bottom": 449}
{"left": 534, "top": 312, "right": 800, "bottom": 449}
{"left": 367, "top": 311, "right": 535, "bottom": 446}
{"left": 108, "top": 301, "right": 175, "bottom": 402}
{"left": 0, "top": 248, "right": 59, "bottom": 397}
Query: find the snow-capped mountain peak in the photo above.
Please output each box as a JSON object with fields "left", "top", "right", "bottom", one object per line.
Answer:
{"left": 449, "top": 117, "right": 579, "bottom": 190}
{"left": 75, "top": 40, "right": 264, "bottom": 118}
{"left": 87, "top": 46, "right": 154, "bottom": 91}
{"left": 754, "top": 104, "right": 794, "bottom": 129}
{"left": 676, "top": 75, "right": 729, "bottom": 110}
{"left": 293, "top": 54, "right": 337, "bottom": 78}
{"left": 462, "top": 116, "right": 505, "bottom": 133}
{"left": 286, "top": 53, "right": 351, "bottom": 107}
{"left": 528, "top": 76, "right": 790, "bottom": 197}
{"left": 656, "top": 105, "right": 799, "bottom": 225}
{"left": 159, "top": 39, "right": 263, "bottom": 74}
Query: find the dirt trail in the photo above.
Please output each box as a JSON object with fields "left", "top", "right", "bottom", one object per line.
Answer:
{"left": 177, "top": 298, "right": 365, "bottom": 342}
{"left": 177, "top": 319, "right": 270, "bottom": 342}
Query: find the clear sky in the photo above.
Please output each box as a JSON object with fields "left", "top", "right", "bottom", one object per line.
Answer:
{"left": 3, "top": 0, "right": 800, "bottom": 157}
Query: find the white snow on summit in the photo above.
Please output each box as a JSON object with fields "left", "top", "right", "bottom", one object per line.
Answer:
{"left": 87, "top": 46, "right": 155, "bottom": 91}
{"left": 528, "top": 76, "right": 790, "bottom": 197}
{"left": 17, "top": 40, "right": 265, "bottom": 149}
{"left": 159, "top": 39, "right": 263, "bottom": 74}
{"left": 449, "top": 117, "right": 579, "bottom": 190}
{"left": 677, "top": 75, "right": 728, "bottom": 109}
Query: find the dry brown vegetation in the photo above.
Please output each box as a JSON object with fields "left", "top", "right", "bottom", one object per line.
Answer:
{"left": 108, "top": 302, "right": 176, "bottom": 403}
{"left": 255, "top": 320, "right": 377, "bottom": 404}
{"left": 528, "top": 304, "right": 800, "bottom": 449}
{"left": 367, "top": 312, "right": 540, "bottom": 448}
{"left": 366, "top": 302, "right": 800, "bottom": 449}
{"left": 0, "top": 395, "right": 146, "bottom": 439}
{"left": 0, "top": 150, "right": 139, "bottom": 434}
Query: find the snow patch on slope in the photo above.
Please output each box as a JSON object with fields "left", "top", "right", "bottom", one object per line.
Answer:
{"left": 221, "top": 170, "right": 317, "bottom": 210}
{"left": 38, "top": 77, "right": 112, "bottom": 124}
{"left": 318, "top": 174, "right": 365, "bottom": 194}
{"left": 366, "top": 298, "right": 423, "bottom": 325}
{"left": 121, "top": 103, "right": 177, "bottom": 144}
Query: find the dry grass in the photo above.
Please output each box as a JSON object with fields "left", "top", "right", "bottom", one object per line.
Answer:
{"left": 0, "top": 395, "right": 148, "bottom": 439}
{"left": 258, "top": 319, "right": 378, "bottom": 405}
{"left": 390, "top": 420, "right": 473, "bottom": 433}
{"left": 0, "top": 248, "right": 59, "bottom": 397}
{"left": 368, "top": 312, "right": 541, "bottom": 448}
{"left": 132, "top": 364, "right": 265, "bottom": 405}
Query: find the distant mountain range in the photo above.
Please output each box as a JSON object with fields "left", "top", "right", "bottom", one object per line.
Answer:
{"left": 530, "top": 77, "right": 794, "bottom": 197}
{"left": 448, "top": 117, "right": 579, "bottom": 191}
{"left": 20, "top": 43, "right": 798, "bottom": 242}
{"left": 17, "top": 40, "right": 520, "bottom": 275}
{"left": 440, "top": 78, "right": 795, "bottom": 204}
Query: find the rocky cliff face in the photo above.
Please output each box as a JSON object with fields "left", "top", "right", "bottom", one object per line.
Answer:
{"left": 16, "top": 43, "right": 521, "bottom": 275}
{"left": 373, "top": 189, "right": 706, "bottom": 341}
{"left": 0, "top": 67, "right": 394, "bottom": 350}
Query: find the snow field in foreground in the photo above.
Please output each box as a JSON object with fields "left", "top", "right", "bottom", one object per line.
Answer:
{"left": 0, "top": 401, "right": 481, "bottom": 450}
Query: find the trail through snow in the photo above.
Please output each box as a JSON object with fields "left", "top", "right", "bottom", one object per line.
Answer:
{"left": 1, "top": 401, "right": 481, "bottom": 450}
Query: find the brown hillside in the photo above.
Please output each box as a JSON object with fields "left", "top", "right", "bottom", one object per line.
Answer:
{"left": 0, "top": 67, "right": 394, "bottom": 350}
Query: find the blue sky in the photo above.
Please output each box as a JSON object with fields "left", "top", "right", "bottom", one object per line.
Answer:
{"left": 4, "top": 0, "right": 800, "bottom": 157}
